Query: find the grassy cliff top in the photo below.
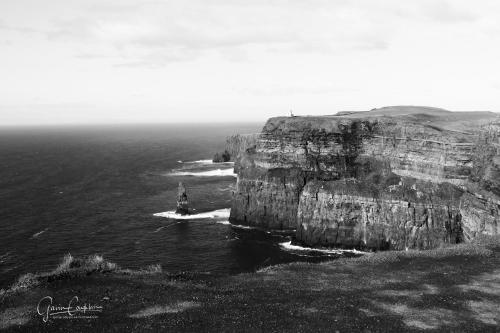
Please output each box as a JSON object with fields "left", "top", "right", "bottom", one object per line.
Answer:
{"left": 263, "top": 106, "right": 499, "bottom": 134}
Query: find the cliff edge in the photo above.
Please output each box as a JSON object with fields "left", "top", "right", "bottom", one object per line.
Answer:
{"left": 230, "top": 106, "right": 500, "bottom": 250}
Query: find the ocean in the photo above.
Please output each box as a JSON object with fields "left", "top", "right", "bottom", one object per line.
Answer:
{"left": 0, "top": 123, "right": 356, "bottom": 288}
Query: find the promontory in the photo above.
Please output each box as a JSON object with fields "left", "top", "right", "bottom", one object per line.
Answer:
{"left": 229, "top": 106, "right": 500, "bottom": 250}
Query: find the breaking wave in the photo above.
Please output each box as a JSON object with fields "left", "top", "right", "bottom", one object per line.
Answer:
{"left": 179, "top": 159, "right": 234, "bottom": 165}
{"left": 183, "top": 159, "right": 213, "bottom": 164}
{"left": 153, "top": 226, "right": 165, "bottom": 233}
{"left": 154, "top": 208, "right": 230, "bottom": 220}
{"left": 279, "top": 241, "right": 365, "bottom": 255}
{"left": 230, "top": 224, "right": 258, "bottom": 230}
{"left": 169, "top": 168, "right": 236, "bottom": 177}
{"left": 215, "top": 220, "right": 261, "bottom": 230}
{"left": 31, "top": 228, "right": 48, "bottom": 239}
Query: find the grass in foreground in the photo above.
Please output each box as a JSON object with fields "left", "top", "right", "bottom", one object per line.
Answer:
{"left": 0, "top": 254, "right": 162, "bottom": 299}
{"left": 1, "top": 238, "right": 500, "bottom": 332}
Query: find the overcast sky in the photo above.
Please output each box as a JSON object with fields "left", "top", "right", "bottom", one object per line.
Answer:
{"left": 1, "top": 0, "right": 500, "bottom": 124}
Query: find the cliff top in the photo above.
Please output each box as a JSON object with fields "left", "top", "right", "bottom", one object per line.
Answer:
{"left": 336, "top": 105, "right": 452, "bottom": 117}
{"left": 263, "top": 106, "right": 499, "bottom": 134}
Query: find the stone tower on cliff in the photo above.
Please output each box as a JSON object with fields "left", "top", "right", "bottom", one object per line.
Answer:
{"left": 176, "top": 182, "right": 189, "bottom": 215}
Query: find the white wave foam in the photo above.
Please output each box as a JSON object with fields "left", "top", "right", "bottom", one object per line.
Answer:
{"left": 169, "top": 168, "right": 236, "bottom": 177}
{"left": 215, "top": 220, "right": 260, "bottom": 230}
{"left": 0, "top": 251, "right": 10, "bottom": 263}
{"left": 154, "top": 208, "right": 230, "bottom": 220}
{"left": 270, "top": 229, "right": 296, "bottom": 234}
{"left": 230, "top": 224, "right": 258, "bottom": 230}
{"left": 184, "top": 159, "right": 214, "bottom": 164}
{"left": 31, "top": 228, "right": 48, "bottom": 239}
{"left": 153, "top": 221, "right": 184, "bottom": 232}
{"left": 153, "top": 226, "right": 165, "bottom": 233}
{"left": 279, "top": 241, "right": 365, "bottom": 254}
{"left": 180, "top": 159, "right": 234, "bottom": 165}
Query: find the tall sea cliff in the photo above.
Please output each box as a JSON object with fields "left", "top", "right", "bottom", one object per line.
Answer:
{"left": 229, "top": 106, "right": 500, "bottom": 250}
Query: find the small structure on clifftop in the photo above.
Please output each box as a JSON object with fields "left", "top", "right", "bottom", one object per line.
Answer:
{"left": 176, "top": 182, "right": 189, "bottom": 215}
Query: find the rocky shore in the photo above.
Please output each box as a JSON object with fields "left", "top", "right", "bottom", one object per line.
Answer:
{"left": 230, "top": 106, "right": 500, "bottom": 250}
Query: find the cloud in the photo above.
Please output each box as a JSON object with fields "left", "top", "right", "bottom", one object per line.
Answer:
{"left": 422, "top": 1, "right": 478, "bottom": 22}
{"left": 74, "top": 52, "right": 111, "bottom": 60}
{"left": 42, "top": 0, "right": 399, "bottom": 67}
{"left": 0, "top": 19, "right": 39, "bottom": 34}
{"left": 4, "top": 1, "right": 497, "bottom": 69}
{"left": 235, "top": 83, "right": 359, "bottom": 97}
{"left": 46, "top": 17, "right": 95, "bottom": 40}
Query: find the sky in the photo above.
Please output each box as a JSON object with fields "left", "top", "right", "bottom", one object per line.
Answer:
{"left": 1, "top": 0, "right": 500, "bottom": 125}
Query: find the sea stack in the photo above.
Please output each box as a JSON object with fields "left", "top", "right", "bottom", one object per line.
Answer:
{"left": 176, "top": 182, "right": 189, "bottom": 215}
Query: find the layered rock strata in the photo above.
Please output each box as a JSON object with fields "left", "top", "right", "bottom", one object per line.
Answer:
{"left": 230, "top": 106, "right": 500, "bottom": 250}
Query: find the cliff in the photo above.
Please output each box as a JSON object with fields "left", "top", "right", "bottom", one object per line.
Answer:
{"left": 230, "top": 106, "right": 500, "bottom": 250}
{"left": 225, "top": 134, "right": 260, "bottom": 161}
{"left": 212, "top": 134, "right": 259, "bottom": 162}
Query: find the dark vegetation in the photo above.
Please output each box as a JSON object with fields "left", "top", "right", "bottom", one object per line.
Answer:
{"left": 2, "top": 237, "right": 500, "bottom": 331}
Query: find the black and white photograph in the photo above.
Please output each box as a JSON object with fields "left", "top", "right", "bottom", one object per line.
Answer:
{"left": 1, "top": 1, "right": 500, "bottom": 332}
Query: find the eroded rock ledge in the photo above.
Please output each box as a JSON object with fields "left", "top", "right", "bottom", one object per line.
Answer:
{"left": 230, "top": 106, "right": 500, "bottom": 250}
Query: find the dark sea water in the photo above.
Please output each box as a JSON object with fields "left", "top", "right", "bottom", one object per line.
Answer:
{"left": 0, "top": 123, "right": 356, "bottom": 288}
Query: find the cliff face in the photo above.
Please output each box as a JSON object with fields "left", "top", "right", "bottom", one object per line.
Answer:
{"left": 224, "top": 134, "right": 260, "bottom": 162}
{"left": 230, "top": 107, "right": 500, "bottom": 250}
